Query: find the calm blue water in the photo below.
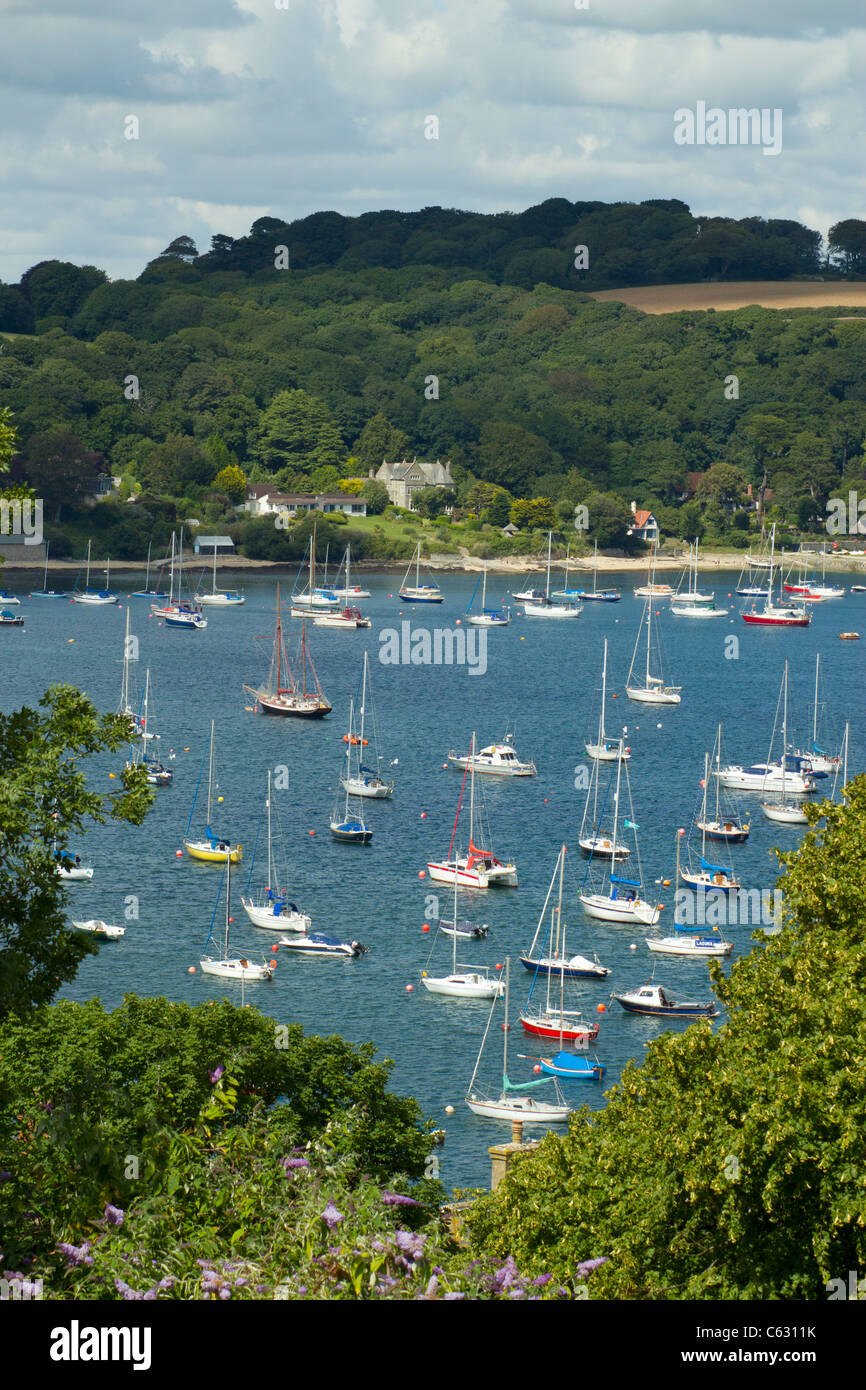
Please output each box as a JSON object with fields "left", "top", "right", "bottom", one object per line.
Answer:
{"left": 1, "top": 568, "right": 863, "bottom": 1189}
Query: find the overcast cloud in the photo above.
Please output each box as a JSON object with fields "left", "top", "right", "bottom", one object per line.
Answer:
{"left": 0, "top": 0, "right": 864, "bottom": 281}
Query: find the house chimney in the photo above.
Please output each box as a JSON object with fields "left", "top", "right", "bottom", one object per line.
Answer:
{"left": 630, "top": 501, "right": 637, "bottom": 515}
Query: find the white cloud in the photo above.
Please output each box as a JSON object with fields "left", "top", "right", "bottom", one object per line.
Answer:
{"left": 0, "top": 0, "right": 865, "bottom": 282}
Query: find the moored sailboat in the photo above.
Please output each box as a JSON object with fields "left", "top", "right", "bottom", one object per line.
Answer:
{"left": 183, "top": 721, "right": 242, "bottom": 863}
{"left": 427, "top": 734, "right": 518, "bottom": 888}
{"left": 465, "top": 959, "right": 573, "bottom": 1123}
{"left": 399, "top": 541, "right": 443, "bottom": 603}
{"left": 242, "top": 770, "right": 311, "bottom": 932}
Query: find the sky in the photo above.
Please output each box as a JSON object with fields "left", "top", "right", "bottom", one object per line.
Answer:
{"left": 1, "top": 0, "right": 865, "bottom": 283}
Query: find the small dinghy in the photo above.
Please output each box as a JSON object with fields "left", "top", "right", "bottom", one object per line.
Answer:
{"left": 538, "top": 1052, "right": 605, "bottom": 1082}
{"left": 612, "top": 982, "right": 719, "bottom": 1018}
{"left": 0, "top": 609, "right": 24, "bottom": 627}
{"left": 72, "top": 919, "right": 125, "bottom": 940}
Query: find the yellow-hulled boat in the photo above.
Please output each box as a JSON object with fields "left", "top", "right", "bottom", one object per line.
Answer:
{"left": 184, "top": 837, "right": 242, "bottom": 864}
{"left": 184, "top": 721, "right": 242, "bottom": 865}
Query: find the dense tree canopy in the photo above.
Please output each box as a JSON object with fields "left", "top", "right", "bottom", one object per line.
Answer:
{"left": 463, "top": 777, "right": 866, "bottom": 1299}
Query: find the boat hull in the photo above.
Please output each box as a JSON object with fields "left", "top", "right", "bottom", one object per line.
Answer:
{"left": 256, "top": 694, "right": 331, "bottom": 718}
{"left": 539, "top": 1055, "right": 605, "bottom": 1081}
{"left": 427, "top": 859, "right": 518, "bottom": 889}
{"left": 613, "top": 994, "right": 718, "bottom": 1017}
{"left": 626, "top": 685, "right": 682, "bottom": 704}
{"left": 519, "top": 1013, "right": 598, "bottom": 1043}
{"left": 519, "top": 953, "right": 610, "bottom": 980}
{"left": 340, "top": 775, "right": 393, "bottom": 798}
{"left": 241, "top": 897, "right": 311, "bottom": 933}
{"left": 580, "top": 892, "right": 660, "bottom": 926}
{"left": 645, "top": 936, "right": 733, "bottom": 957}
{"left": 199, "top": 956, "right": 273, "bottom": 981}
{"left": 184, "top": 839, "right": 243, "bottom": 864}
{"left": 465, "top": 1094, "right": 571, "bottom": 1122}
{"left": 421, "top": 973, "right": 504, "bottom": 998}
{"left": 330, "top": 822, "right": 373, "bottom": 843}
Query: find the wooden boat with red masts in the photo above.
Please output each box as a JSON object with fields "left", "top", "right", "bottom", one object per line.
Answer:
{"left": 243, "top": 586, "right": 331, "bottom": 718}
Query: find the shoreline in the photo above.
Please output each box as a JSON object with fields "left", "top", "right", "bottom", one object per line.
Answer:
{"left": 2, "top": 550, "right": 865, "bottom": 577}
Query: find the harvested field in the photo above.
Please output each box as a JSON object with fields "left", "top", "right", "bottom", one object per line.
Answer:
{"left": 590, "top": 282, "right": 866, "bottom": 314}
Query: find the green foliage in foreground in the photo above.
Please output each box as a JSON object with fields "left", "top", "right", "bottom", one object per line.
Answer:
{"left": 0, "top": 685, "right": 153, "bottom": 1021}
{"left": 462, "top": 778, "right": 866, "bottom": 1299}
{"left": 0, "top": 995, "right": 435, "bottom": 1273}
{"left": 30, "top": 1074, "right": 583, "bottom": 1301}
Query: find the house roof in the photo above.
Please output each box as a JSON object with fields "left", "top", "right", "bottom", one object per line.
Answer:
{"left": 633, "top": 510, "right": 655, "bottom": 529}
{"left": 376, "top": 457, "right": 454, "bottom": 486}
{"left": 196, "top": 535, "right": 235, "bottom": 546}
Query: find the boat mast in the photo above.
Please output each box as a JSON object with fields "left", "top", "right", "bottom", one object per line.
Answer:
{"left": 781, "top": 661, "right": 789, "bottom": 806}
{"left": 85, "top": 539, "right": 91, "bottom": 590}
{"left": 267, "top": 768, "right": 273, "bottom": 895}
{"left": 120, "top": 606, "right": 131, "bottom": 712}
{"left": 610, "top": 739, "right": 624, "bottom": 885}
{"left": 502, "top": 958, "right": 510, "bottom": 1088}
{"left": 224, "top": 856, "right": 231, "bottom": 960}
{"left": 43, "top": 542, "right": 50, "bottom": 591}
{"left": 207, "top": 720, "right": 215, "bottom": 825}
{"left": 701, "top": 752, "right": 709, "bottom": 859}
{"left": 812, "top": 653, "right": 820, "bottom": 750}
{"left": 469, "top": 730, "right": 476, "bottom": 847}
{"left": 599, "top": 638, "right": 608, "bottom": 745}
{"left": 358, "top": 651, "right": 368, "bottom": 749}
{"left": 545, "top": 531, "right": 552, "bottom": 601}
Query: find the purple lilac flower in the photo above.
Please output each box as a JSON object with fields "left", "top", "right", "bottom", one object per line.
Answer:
{"left": 491, "top": 1256, "right": 519, "bottom": 1291}
{"left": 425, "top": 1275, "right": 439, "bottom": 1297}
{"left": 576, "top": 1257, "right": 609, "bottom": 1276}
{"left": 371, "top": 1240, "right": 387, "bottom": 1253}
{"left": 394, "top": 1230, "right": 426, "bottom": 1263}
{"left": 322, "top": 1201, "right": 343, "bottom": 1230}
{"left": 381, "top": 1190, "right": 420, "bottom": 1207}
{"left": 297, "top": 1286, "right": 307, "bottom": 1296}
{"left": 444, "top": 1291, "right": 466, "bottom": 1300}
{"left": 282, "top": 1157, "right": 310, "bottom": 1172}
{"left": 532, "top": 1273, "right": 552, "bottom": 1287}
{"left": 208, "top": 1064, "right": 225, "bottom": 1084}
{"left": 104, "top": 1204, "right": 124, "bottom": 1227}
{"left": 114, "top": 1278, "right": 159, "bottom": 1301}
{"left": 58, "top": 1241, "right": 93, "bottom": 1268}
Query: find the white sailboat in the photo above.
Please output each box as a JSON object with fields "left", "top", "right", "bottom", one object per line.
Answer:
{"left": 313, "top": 547, "right": 371, "bottom": 627}
{"left": 131, "top": 540, "right": 168, "bottom": 599}
{"left": 634, "top": 542, "right": 673, "bottom": 598}
{"left": 626, "top": 583, "right": 682, "bottom": 705}
{"left": 520, "top": 847, "right": 610, "bottom": 1021}
{"left": 761, "top": 663, "right": 809, "bottom": 825}
{"left": 696, "top": 725, "right": 750, "bottom": 842}
{"left": 200, "top": 855, "right": 275, "bottom": 981}
{"left": 466, "top": 565, "right": 510, "bottom": 626}
{"left": 195, "top": 545, "right": 245, "bottom": 606}
{"left": 421, "top": 875, "right": 505, "bottom": 998}
{"left": 427, "top": 733, "right": 518, "bottom": 888}
{"left": 790, "top": 653, "right": 842, "bottom": 773}
{"left": 116, "top": 606, "right": 138, "bottom": 733}
{"left": 339, "top": 652, "right": 393, "bottom": 798}
{"left": 579, "top": 731, "right": 630, "bottom": 860}
{"left": 399, "top": 541, "right": 443, "bottom": 603}
{"left": 29, "top": 541, "right": 66, "bottom": 598}
{"left": 716, "top": 665, "right": 816, "bottom": 795}
{"left": 465, "top": 959, "right": 573, "bottom": 1123}
{"left": 522, "top": 532, "right": 581, "bottom": 617}
{"left": 72, "top": 540, "right": 118, "bottom": 605}
{"left": 183, "top": 721, "right": 242, "bottom": 863}
{"left": 679, "top": 759, "right": 742, "bottom": 890}
{"left": 242, "top": 770, "right": 311, "bottom": 932}
{"left": 585, "top": 638, "right": 631, "bottom": 761}
{"left": 579, "top": 741, "right": 661, "bottom": 925}
{"left": 670, "top": 541, "right": 726, "bottom": 617}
